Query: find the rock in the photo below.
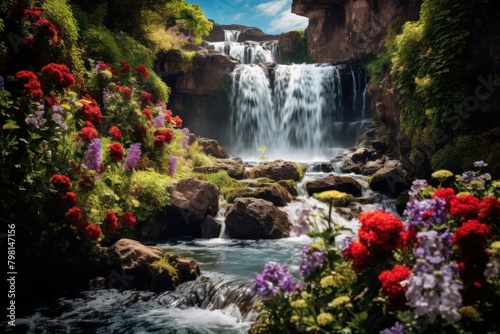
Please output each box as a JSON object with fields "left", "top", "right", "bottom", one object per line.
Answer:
{"left": 149, "top": 253, "right": 201, "bottom": 293}
{"left": 193, "top": 158, "right": 245, "bottom": 179}
{"left": 204, "top": 23, "right": 225, "bottom": 42}
{"left": 292, "top": 0, "right": 422, "bottom": 62}
{"left": 200, "top": 215, "right": 222, "bottom": 238}
{"left": 164, "top": 178, "right": 220, "bottom": 237}
{"left": 227, "top": 183, "right": 292, "bottom": 207}
{"left": 368, "top": 160, "right": 410, "bottom": 196}
{"left": 248, "top": 160, "right": 305, "bottom": 181}
{"left": 351, "top": 146, "right": 381, "bottom": 164}
{"left": 106, "top": 239, "right": 164, "bottom": 271}
{"left": 360, "top": 157, "right": 387, "bottom": 176}
{"left": 225, "top": 198, "right": 290, "bottom": 239}
{"left": 196, "top": 137, "right": 229, "bottom": 158}
{"left": 105, "top": 239, "right": 164, "bottom": 289}
{"left": 309, "top": 162, "right": 335, "bottom": 173}
{"left": 279, "top": 30, "right": 308, "bottom": 64}
{"left": 306, "top": 175, "right": 363, "bottom": 197}
{"left": 340, "top": 160, "right": 363, "bottom": 174}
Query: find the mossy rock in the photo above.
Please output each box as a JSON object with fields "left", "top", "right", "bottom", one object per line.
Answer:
{"left": 248, "top": 160, "right": 306, "bottom": 182}
{"left": 227, "top": 182, "right": 291, "bottom": 207}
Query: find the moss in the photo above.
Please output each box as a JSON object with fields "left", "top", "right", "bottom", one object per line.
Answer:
{"left": 150, "top": 256, "right": 178, "bottom": 277}
{"left": 130, "top": 170, "right": 173, "bottom": 222}
{"left": 277, "top": 180, "right": 298, "bottom": 197}
{"left": 279, "top": 30, "right": 312, "bottom": 64}
{"left": 205, "top": 170, "right": 247, "bottom": 198}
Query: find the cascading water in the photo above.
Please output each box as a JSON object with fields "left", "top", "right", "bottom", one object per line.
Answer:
{"left": 228, "top": 63, "right": 371, "bottom": 160}
{"left": 205, "top": 30, "right": 278, "bottom": 64}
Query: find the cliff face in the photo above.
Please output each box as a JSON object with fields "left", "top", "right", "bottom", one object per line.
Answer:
{"left": 292, "top": 0, "right": 422, "bottom": 62}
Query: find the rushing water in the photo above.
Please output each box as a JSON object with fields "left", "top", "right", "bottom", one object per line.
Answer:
{"left": 12, "top": 166, "right": 394, "bottom": 334}
{"left": 228, "top": 64, "right": 371, "bottom": 160}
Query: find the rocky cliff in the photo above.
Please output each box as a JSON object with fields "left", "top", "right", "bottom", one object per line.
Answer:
{"left": 292, "top": 0, "right": 422, "bottom": 62}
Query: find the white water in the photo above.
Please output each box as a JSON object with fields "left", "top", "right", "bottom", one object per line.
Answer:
{"left": 228, "top": 64, "right": 371, "bottom": 160}
{"left": 205, "top": 29, "right": 278, "bottom": 64}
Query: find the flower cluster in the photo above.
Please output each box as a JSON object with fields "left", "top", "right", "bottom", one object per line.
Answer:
{"left": 15, "top": 70, "right": 42, "bottom": 101}
{"left": 299, "top": 243, "right": 325, "bottom": 278}
{"left": 252, "top": 262, "right": 295, "bottom": 298}
{"left": 22, "top": 7, "right": 63, "bottom": 46}
{"left": 41, "top": 63, "right": 75, "bottom": 88}
{"left": 378, "top": 265, "right": 411, "bottom": 311}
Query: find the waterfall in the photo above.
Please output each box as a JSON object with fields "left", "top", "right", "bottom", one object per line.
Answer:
{"left": 228, "top": 63, "right": 371, "bottom": 160}
{"left": 205, "top": 30, "right": 278, "bottom": 64}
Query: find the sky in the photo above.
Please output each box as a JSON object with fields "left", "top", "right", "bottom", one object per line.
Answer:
{"left": 191, "top": 0, "right": 309, "bottom": 35}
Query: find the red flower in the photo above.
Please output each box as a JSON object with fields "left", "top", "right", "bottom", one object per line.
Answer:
{"left": 45, "top": 93, "right": 60, "bottom": 107}
{"left": 155, "top": 129, "right": 174, "bottom": 143}
{"left": 104, "top": 210, "right": 118, "bottom": 234}
{"left": 378, "top": 265, "right": 411, "bottom": 311}
{"left": 85, "top": 224, "right": 102, "bottom": 240}
{"left": 78, "top": 175, "right": 94, "bottom": 190}
{"left": 140, "top": 91, "right": 152, "bottom": 104}
{"left": 61, "top": 191, "right": 77, "bottom": 208}
{"left": 51, "top": 174, "right": 72, "bottom": 192}
{"left": 358, "top": 210, "right": 405, "bottom": 251}
{"left": 343, "top": 240, "right": 371, "bottom": 272}
{"left": 134, "top": 125, "right": 147, "bottom": 144}
{"left": 109, "top": 142, "right": 124, "bottom": 162}
{"left": 154, "top": 135, "right": 166, "bottom": 147}
{"left": 77, "top": 102, "right": 102, "bottom": 125}
{"left": 41, "top": 63, "right": 75, "bottom": 88}
{"left": 83, "top": 121, "right": 95, "bottom": 128}
{"left": 99, "top": 62, "right": 112, "bottom": 71}
{"left": 134, "top": 64, "right": 150, "bottom": 80}
{"left": 15, "top": 70, "right": 42, "bottom": 101}
{"left": 119, "top": 60, "right": 130, "bottom": 74}
{"left": 122, "top": 86, "right": 132, "bottom": 100}
{"left": 76, "top": 217, "right": 90, "bottom": 231}
{"left": 142, "top": 108, "right": 153, "bottom": 120}
{"left": 172, "top": 115, "right": 182, "bottom": 128}
{"left": 399, "top": 228, "right": 417, "bottom": 250}
{"left": 122, "top": 212, "right": 137, "bottom": 228}
{"left": 23, "top": 8, "right": 43, "bottom": 20}
{"left": 432, "top": 187, "right": 455, "bottom": 210}
{"left": 67, "top": 206, "right": 82, "bottom": 224}
{"left": 35, "top": 18, "right": 60, "bottom": 44}
{"left": 453, "top": 219, "right": 492, "bottom": 253}
{"left": 478, "top": 196, "right": 500, "bottom": 225}
{"left": 450, "top": 195, "right": 480, "bottom": 220}
{"left": 78, "top": 126, "right": 98, "bottom": 143}
{"left": 108, "top": 126, "right": 122, "bottom": 141}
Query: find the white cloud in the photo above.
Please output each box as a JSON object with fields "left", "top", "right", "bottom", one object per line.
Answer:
{"left": 231, "top": 13, "right": 244, "bottom": 20}
{"left": 255, "top": 0, "right": 289, "bottom": 17}
{"left": 267, "top": 10, "right": 309, "bottom": 33}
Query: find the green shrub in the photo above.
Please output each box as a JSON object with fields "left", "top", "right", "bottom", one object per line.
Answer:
{"left": 131, "top": 170, "right": 173, "bottom": 221}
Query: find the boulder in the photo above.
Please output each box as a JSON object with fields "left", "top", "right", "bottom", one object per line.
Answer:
{"left": 238, "top": 27, "right": 279, "bottom": 42}
{"left": 164, "top": 178, "right": 220, "bottom": 237}
{"left": 368, "top": 160, "right": 410, "bottom": 196}
{"left": 306, "top": 175, "right": 363, "bottom": 197}
{"left": 248, "top": 160, "right": 305, "bottom": 181}
{"left": 149, "top": 253, "right": 201, "bottom": 293}
{"left": 193, "top": 158, "right": 245, "bottom": 179}
{"left": 204, "top": 23, "right": 225, "bottom": 42}
{"left": 351, "top": 146, "right": 381, "bottom": 164}
{"left": 227, "top": 183, "right": 292, "bottom": 207}
{"left": 200, "top": 215, "right": 223, "bottom": 238}
{"left": 360, "top": 158, "right": 387, "bottom": 176}
{"left": 225, "top": 198, "right": 290, "bottom": 239}
{"left": 196, "top": 137, "right": 229, "bottom": 158}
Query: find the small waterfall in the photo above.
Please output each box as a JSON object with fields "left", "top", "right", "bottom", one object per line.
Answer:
{"left": 205, "top": 30, "right": 278, "bottom": 64}
{"left": 228, "top": 63, "right": 371, "bottom": 160}
{"left": 224, "top": 30, "right": 241, "bottom": 42}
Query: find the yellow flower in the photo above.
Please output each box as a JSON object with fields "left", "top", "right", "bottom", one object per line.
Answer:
{"left": 313, "top": 190, "right": 354, "bottom": 207}
{"left": 431, "top": 169, "right": 453, "bottom": 180}
{"left": 74, "top": 101, "right": 83, "bottom": 109}
{"left": 301, "top": 291, "right": 310, "bottom": 299}
{"left": 291, "top": 315, "right": 299, "bottom": 323}
{"left": 329, "top": 296, "right": 351, "bottom": 308}
{"left": 459, "top": 306, "right": 481, "bottom": 319}
{"left": 320, "top": 276, "right": 335, "bottom": 288}
{"left": 490, "top": 241, "right": 500, "bottom": 255}
{"left": 316, "top": 312, "right": 334, "bottom": 326}
{"left": 471, "top": 180, "right": 485, "bottom": 188}
{"left": 60, "top": 103, "right": 72, "bottom": 111}
{"left": 291, "top": 299, "right": 307, "bottom": 309}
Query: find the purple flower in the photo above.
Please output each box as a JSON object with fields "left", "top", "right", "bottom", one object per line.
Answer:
{"left": 405, "top": 197, "right": 447, "bottom": 230}
{"left": 473, "top": 160, "right": 488, "bottom": 168}
{"left": 405, "top": 230, "right": 462, "bottom": 324}
{"left": 26, "top": 104, "right": 47, "bottom": 129}
{"left": 339, "top": 236, "right": 355, "bottom": 252}
{"left": 380, "top": 322, "right": 404, "bottom": 334}
{"left": 461, "top": 171, "right": 476, "bottom": 183}
{"left": 154, "top": 112, "right": 165, "bottom": 128}
{"left": 409, "top": 179, "right": 427, "bottom": 197}
{"left": 0, "top": 75, "right": 4, "bottom": 89}
{"left": 169, "top": 155, "right": 178, "bottom": 176}
{"left": 252, "top": 262, "right": 295, "bottom": 298}
{"left": 482, "top": 173, "right": 491, "bottom": 181}
{"left": 123, "top": 143, "right": 141, "bottom": 171}
{"left": 51, "top": 113, "right": 68, "bottom": 131}
{"left": 181, "top": 128, "right": 190, "bottom": 149}
{"left": 299, "top": 244, "right": 325, "bottom": 278}
{"left": 292, "top": 202, "right": 316, "bottom": 235}
{"left": 85, "top": 138, "right": 102, "bottom": 171}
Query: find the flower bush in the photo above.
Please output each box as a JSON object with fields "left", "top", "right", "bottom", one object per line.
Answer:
{"left": 251, "top": 163, "right": 500, "bottom": 333}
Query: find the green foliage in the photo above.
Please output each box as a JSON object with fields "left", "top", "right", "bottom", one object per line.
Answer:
{"left": 131, "top": 170, "right": 173, "bottom": 221}
{"left": 279, "top": 30, "right": 311, "bottom": 64}
{"left": 150, "top": 255, "right": 178, "bottom": 277}
{"left": 392, "top": 0, "right": 489, "bottom": 137}
{"left": 205, "top": 170, "right": 246, "bottom": 198}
